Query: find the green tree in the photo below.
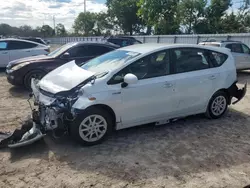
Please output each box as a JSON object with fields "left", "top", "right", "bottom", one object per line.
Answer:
{"left": 0, "top": 24, "right": 13, "bottom": 36}
{"left": 206, "top": 0, "right": 232, "bottom": 33}
{"left": 107, "top": 0, "right": 143, "bottom": 35}
{"left": 73, "top": 12, "right": 96, "bottom": 36}
{"left": 179, "top": 0, "right": 207, "bottom": 33}
{"left": 41, "top": 25, "right": 54, "bottom": 37}
{"left": 93, "top": 12, "right": 113, "bottom": 35}
{"left": 137, "top": 0, "right": 181, "bottom": 35}
{"left": 56, "top": 23, "right": 67, "bottom": 36}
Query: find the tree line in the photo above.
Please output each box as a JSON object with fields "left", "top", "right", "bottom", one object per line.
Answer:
{"left": 1, "top": 0, "right": 250, "bottom": 37}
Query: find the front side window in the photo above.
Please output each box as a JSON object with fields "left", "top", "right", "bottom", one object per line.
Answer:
{"left": 8, "top": 41, "right": 37, "bottom": 50}
{"left": 172, "top": 48, "right": 209, "bottom": 73}
{"left": 108, "top": 50, "right": 170, "bottom": 85}
{"left": 242, "top": 44, "right": 250, "bottom": 54}
{"left": 226, "top": 43, "right": 243, "bottom": 53}
{"left": 48, "top": 42, "right": 77, "bottom": 57}
{"left": 68, "top": 46, "right": 87, "bottom": 58}
{"left": 0, "top": 42, "right": 7, "bottom": 50}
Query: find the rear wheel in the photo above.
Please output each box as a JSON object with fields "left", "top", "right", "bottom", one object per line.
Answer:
{"left": 24, "top": 70, "right": 46, "bottom": 90}
{"left": 70, "top": 107, "right": 113, "bottom": 146}
{"left": 206, "top": 91, "right": 228, "bottom": 119}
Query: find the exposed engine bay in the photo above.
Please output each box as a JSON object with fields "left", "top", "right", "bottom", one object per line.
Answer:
{"left": 0, "top": 75, "right": 95, "bottom": 148}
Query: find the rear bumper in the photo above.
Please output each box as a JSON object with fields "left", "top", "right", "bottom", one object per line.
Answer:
{"left": 228, "top": 82, "right": 247, "bottom": 104}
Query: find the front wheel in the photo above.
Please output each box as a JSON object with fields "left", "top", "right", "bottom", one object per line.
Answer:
{"left": 70, "top": 107, "right": 113, "bottom": 146}
{"left": 24, "top": 70, "right": 46, "bottom": 90}
{"left": 206, "top": 91, "right": 228, "bottom": 119}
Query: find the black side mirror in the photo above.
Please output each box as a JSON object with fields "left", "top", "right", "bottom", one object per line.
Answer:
{"left": 61, "top": 52, "right": 70, "bottom": 59}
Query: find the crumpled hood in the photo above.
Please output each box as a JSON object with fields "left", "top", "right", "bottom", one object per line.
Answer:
{"left": 39, "top": 60, "right": 94, "bottom": 94}
{"left": 7, "top": 55, "right": 52, "bottom": 68}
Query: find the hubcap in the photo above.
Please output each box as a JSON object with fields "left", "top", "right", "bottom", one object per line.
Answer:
{"left": 79, "top": 115, "right": 107, "bottom": 142}
{"left": 211, "top": 96, "right": 227, "bottom": 116}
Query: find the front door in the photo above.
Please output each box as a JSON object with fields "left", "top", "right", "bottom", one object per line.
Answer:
{"left": 0, "top": 41, "right": 9, "bottom": 67}
{"left": 108, "top": 50, "right": 179, "bottom": 128}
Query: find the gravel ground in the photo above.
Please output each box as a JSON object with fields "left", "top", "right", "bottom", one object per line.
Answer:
{"left": 0, "top": 69, "right": 250, "bottom": 188}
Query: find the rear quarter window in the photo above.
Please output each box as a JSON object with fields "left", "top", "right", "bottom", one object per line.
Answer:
{"left": 207, "top": 51, "right": 228, "bottom": 67}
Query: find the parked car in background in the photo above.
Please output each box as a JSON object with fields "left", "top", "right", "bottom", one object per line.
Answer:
{"left": 104, "top": 36, "right": 142, "bottom": 47}
{"left": 6, "top": 42, "right": 119, "bottom": 89}
{"left": 20, "top": 37, "right": 49, "bottom": 46}
{"left": 199, "top": 40, "right": 250, "bottom": 70}
{"left": 30, "top": 43, "right": 246, "bottom": 145}
{"left": 0, "top": 38, "right": 49, "bottom": 68}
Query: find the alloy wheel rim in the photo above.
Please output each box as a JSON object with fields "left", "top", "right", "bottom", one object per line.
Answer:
{"left": 79, "top": 115, "right": 107, "bottom": 142}
{"left": 211, "top": 96, "right": 227, "bottom": 116}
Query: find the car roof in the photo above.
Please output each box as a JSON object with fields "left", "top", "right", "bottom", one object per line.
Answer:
{"left": 0, "top": 38, "right": 45, "bottom": 46}
{"left": 74, "top": 41, "right": 120, "bottom": 48}
{"left": 119, "top": 43, "right": 231, "bottom": 54}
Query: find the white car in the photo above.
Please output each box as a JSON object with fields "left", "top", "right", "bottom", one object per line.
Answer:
{"left": 28, "top": 43, "right": 246, "bottom": 146}
{"left": 199, "top": 40, "right": 250, "bottom": 70}
{"left": 0, "top": 38, "right": 50, "bottom": 68}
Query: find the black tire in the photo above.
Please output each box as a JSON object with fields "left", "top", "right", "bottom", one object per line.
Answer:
{"left": 24, "top": 70, "right": 46, "bottom": 90}
{"left": 205, "top": 91, "right": 229, "bottom": 119}
{"left": 70, "top": 107, "right": 113, "bottom": 146}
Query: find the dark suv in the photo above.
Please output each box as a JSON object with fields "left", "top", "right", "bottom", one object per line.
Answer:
{"left": 6, "top": 42, "right": 119, "bottom": 89}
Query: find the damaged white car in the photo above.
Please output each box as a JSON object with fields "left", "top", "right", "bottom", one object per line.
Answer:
{"left": 3, "top": 44, "right": 247, "bottom": 147}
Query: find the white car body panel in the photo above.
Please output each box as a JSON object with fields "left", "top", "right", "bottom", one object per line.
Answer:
{"left": 0, "top": 38, "right": 49, "bottom": 68}
{"left": 35, "top": 43, "right": 239, "bottom": 130}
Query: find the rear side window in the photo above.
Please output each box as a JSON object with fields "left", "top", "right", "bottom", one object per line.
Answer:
{"left": 8, "top": 41, "right": 38, "bottom": 50}
{"left": 172, "top": 48, "right": 210, "bottom": 73}
{"left": 86, "top": 45, "right": 114, "bottom": 56}
{"left": 226, "top": 43, "right": 243, "bottom": 53}
{"left": 0, "top": 42, "right": 7, "bottom": 50}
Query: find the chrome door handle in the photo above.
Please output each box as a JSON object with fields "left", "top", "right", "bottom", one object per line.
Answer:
{"left": 164, "top": 82, "right": 173, "bottom": 88}
{"left": 208, "top": 75, "right": 216, "bottom": 80}
{"left": 2, "top": 52, "right": 8, "bottom": 54}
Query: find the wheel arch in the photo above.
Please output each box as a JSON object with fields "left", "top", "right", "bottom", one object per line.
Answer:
{"left": 211, "top": 88, "right": 231, "bottom": 104}
{"left": 84, "top": 104, "right": 117, "bottom": 129}
{"left": 23, "top": 68, "right": 47, "bottom": 84}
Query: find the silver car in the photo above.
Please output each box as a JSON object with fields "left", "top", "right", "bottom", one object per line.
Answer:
{"left": 199, "top": 40, "right": 250, "bottom": 70}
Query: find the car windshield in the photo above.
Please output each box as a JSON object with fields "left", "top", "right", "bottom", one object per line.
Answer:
{"left": 81, "top": 50, "right": 140, "bottom": 75}
{"left": 47, "top": 43, "right": 76, "bottom": 57}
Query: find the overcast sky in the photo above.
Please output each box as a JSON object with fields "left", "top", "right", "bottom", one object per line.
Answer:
{"left": 0, "top": 0, "right": 243, "bottom": 30}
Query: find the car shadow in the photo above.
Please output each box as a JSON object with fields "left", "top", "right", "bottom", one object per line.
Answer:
{"left": 7, "top": 108, "right": 250, "bottom": 182}
{"left": 8, "top": 86, "right": 29, "bottom": 99}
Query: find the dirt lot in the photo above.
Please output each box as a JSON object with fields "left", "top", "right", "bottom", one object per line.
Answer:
{"left": 1, "top": 70, "right": 250, "bottom": 188}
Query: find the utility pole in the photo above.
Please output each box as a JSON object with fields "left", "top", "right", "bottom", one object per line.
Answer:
{"left": 53, "top": 15, "right": 56, "bottom": 36}
{"left": 84, "top": 0, "right": 86, "bottom": 13}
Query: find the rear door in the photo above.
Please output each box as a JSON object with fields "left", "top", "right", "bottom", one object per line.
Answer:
{"left": 8, "top": 41, "right": 39, "bottom": 61}
{"left": 0, "top": 41, "right": 9, "bottom": 67}
{"left": 170, "top": 48, "right": 220, "bottom": 115}
{"left": 225, "top": 43, "right": 245, "bottom": 69}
